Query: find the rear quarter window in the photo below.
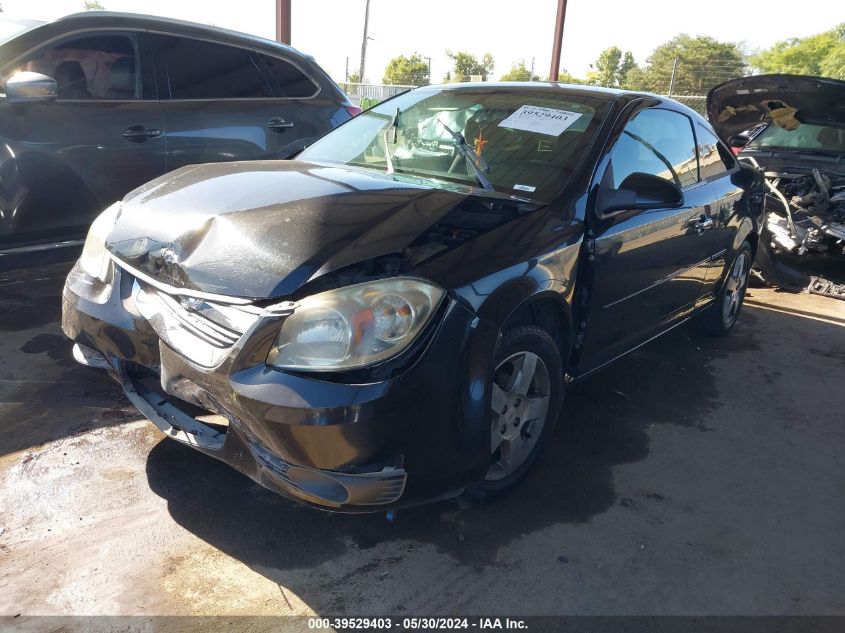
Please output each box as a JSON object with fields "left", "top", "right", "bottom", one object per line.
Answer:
{"left": 696, "top": 123, "right": 735, "bottom": 179}
{"left": 256, "top": 53, "right": 318, "bottom": 98}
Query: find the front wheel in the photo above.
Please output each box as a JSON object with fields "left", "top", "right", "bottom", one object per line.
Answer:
{"left": 467, "top": 325, "right": 563, "bottom": 498}
{"left": 695, "top": 242, "right": 753, "bottom": 336}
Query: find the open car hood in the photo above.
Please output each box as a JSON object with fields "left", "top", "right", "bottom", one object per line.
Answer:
{"left": 106, "top": 160, "right": 527, "bottom": 300}
{"left": 706, "top": 74, "right": 845, "bottom": 142}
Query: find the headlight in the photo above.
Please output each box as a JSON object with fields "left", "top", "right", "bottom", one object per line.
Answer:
{"left": 266, "top": 278, "right": 445, "bottom": 371}
{"left": 79, "top": 201, "right": 120, "bottom": 282}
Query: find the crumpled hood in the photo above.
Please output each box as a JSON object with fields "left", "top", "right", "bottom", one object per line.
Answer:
{"left": 106, "top": 160, "right": 475, "bottom": 299}
{"left": 707, "top": 74, "right": 845, "bottom": 142}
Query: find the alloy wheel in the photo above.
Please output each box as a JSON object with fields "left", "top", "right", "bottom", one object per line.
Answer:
{"left": 722, "top": 251, "right": 749, "bottom": 327}
{"left": 486, "top": 351, "right": 551, "bottom": 481}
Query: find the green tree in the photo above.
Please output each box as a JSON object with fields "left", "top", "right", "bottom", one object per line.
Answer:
{"left": 820, "top": 43, "right": 845, "bottom": 79}
{"left": 499, "top": 59, "right": 538, "bottom": 82}
{"left": 642, "top": 34, "right": 746, "bottom": 95}
{"left": 84, "top": 1, "right": 105, "bottom": 9}
{"left": 551, "top": 70, "right": 588, "bottom": 84}
{"left": 751, "top": 24, "right": 845, "bottom": 79}
{"left": 445, "top": 50, "right": 494, "bottom": 82}
{"left": 383, "top": 53, "right": 429, "bottom": 86}
{"left": 594, "top": 46, "right": 622, "bottom": 86}
{"left": 620, "top": 65, "right": 647, "bottom": 90}
{"left": 346, "top": 71, "right": 361, "bottom": 84}
{"left": 618, "top": 51, "right": 638, "bottom": 87}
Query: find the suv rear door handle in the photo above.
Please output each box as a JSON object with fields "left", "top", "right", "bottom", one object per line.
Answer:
{"left": 267, "top": 117, "right": 295, "bottom": 131}
{"left": 122, "top": 125, "right": 161, "bottom": 142}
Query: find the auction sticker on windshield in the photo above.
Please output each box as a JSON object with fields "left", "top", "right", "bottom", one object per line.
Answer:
{"left": 499, "top": 105, "right": 583, "bottom": 136}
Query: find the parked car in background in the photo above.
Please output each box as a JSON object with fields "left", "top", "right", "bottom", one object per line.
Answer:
{"left": 63, "top": 83, "right": 763, "bottom": 512}
{"left": 708, "top": 74, "right": 845, "bottom": 299}
{"left": 0, "top": 12, "right": 358, "bottom": 267}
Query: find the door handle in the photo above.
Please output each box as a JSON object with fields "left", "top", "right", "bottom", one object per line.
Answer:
{"left": 122, "top": 125, "right": 161, "bottom": 142}
{"left": 267, "top": 117, "right": 295, "bottom": 131}
{"left": 688, "top": 214, "right": 715, "bottom": 234}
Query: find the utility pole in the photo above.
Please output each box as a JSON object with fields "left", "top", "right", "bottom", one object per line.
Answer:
{"left": 530, "top": 56, "right": 535, "bottom": 81}
{"left": 275, "top": 0, "right": 291, "bottom": 45}
{"left": 548, "top": 0, "right": 567, "bottom": 81}
{"left": 426, "top": 56, "right": 432, "bottom": 85}
{"left": 668, "top": 57, "right": 679, "bottom": 96}
{"left": 359, "top": 0, "right": 371, "bottom": 84}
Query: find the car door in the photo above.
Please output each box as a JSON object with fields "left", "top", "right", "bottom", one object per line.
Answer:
{"left": 149, "top": 34, "right": 312, "bottom": 171}
{"left": 578, "top": 107, "right": 717, "bottom": 373}
{"left": 252, "top": 50, "right": 341, "bottom": 157}
{"left": 694, "top": 122, "right": 745, "bottom": 292}
{"left": 0, "top": 31, "right": 165, "bottom": 249}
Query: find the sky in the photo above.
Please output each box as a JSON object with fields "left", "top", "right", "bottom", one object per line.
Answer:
{"left": 3, "top": 0, "right": 843, "bottom": 83}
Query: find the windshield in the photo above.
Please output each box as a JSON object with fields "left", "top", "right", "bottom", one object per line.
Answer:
{"left": 0, "top": 18, "right": 42, "bottom": 46}
{"left": 299, "top": 87, "right": 610, "bottom": 201}
{"left": 746, "top": 123, "right": 845, "bottom": 154}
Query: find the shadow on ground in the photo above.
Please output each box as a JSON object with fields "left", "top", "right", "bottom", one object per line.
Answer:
{"left": 0, "top": 264, "right": 135, "bottom": 456}
{"left": 145, "top": 311, "right": 759, "bottom": 571}
{"left": 5, "top": 263, "right": 845, "bottom": 614}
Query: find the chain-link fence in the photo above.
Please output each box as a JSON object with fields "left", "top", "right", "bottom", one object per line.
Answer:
{"left": 665, "top": 95, "right": 707, "bottom": 115}
{"left": 341, "top": 55, "right": 749, "bottom": 117}
{"left": 342, "top": 82, "right": 415, "bottom": 104}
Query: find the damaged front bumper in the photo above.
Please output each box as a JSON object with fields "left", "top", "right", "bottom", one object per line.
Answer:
{"left": 62, "top": 258, "right": 492, "bottom": 512}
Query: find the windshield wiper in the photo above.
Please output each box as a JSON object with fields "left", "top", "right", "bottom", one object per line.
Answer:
{"left": 384, "top": 107, "right": 400, "bottom": 175}
{"left": 436, "top": 119, "right": 493, "bottom": 190}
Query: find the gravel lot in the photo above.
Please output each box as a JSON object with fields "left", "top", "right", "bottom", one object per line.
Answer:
{"left": 1, "top": 264, "right": 843, "bottom": 621}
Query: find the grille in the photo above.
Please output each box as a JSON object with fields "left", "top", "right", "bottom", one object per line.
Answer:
{"left": 151, "top": 289, "right": 243, "bottom": 348}
{"left": 126, "top": 273, "right": 261, "bottom": 367}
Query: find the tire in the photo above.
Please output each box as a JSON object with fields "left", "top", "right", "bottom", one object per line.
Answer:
{"left": 694, "top": 241, "right": 753, "bottom": 336}
{"left": 466, "top": 325, "right": 564, "bottom": 499}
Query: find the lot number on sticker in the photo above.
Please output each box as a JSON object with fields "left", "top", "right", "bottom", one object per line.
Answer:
{"left": 499, "top": 105, "right": 582, "bottom": 137}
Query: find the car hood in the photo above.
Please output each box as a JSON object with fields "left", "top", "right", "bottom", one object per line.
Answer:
{"left": 106, "top": 160, "right": 520, "bottom": 300}
{"left": 706, "top": 74, "right": 845, "bottom": 142}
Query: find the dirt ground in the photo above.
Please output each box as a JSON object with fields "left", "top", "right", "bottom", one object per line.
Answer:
{"left": 1, "top": 264, "right": 844, "bottom": 622}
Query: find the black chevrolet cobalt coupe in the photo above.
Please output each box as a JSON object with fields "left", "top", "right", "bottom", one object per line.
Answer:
{"left": 63, "top": 83, "right": 763, "bottom": 511}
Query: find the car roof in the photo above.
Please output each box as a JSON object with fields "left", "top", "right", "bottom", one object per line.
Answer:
{"left": 49, "top": 11, "right": 315, "bottom": 61}
{"left": 419, "top": 81, "right": 707, "bottom": 120}
{"left": 427, "top": 81, "right": 626, "bottom": 96}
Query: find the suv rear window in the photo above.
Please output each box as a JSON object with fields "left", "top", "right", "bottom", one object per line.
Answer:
{"left": 257, "top": 53, "right": 318, "bottom": 98}
{"left": 159, "top": 38, "right": 272, "bottom": 99}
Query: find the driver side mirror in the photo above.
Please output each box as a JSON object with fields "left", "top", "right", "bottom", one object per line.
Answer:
{"left": 596, "top": 172, "right": 684, "bottom": 219}
{"left": 5, "top": 71, "right": 57, "bottom": 103}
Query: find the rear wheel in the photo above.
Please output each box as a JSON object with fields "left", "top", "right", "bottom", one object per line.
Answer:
{"left": 695, "top": 241, "right": 753, "bottom": 336}
{"left": 467, "top": 326, "right": 563, "bottom": 498}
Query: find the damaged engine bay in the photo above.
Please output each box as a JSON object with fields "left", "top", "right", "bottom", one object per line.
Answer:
{"left": 706, "top": 74, "right": 845, "bottom": 301}
{"left": 751, "top": 162, "right": 845, "bottom": 300}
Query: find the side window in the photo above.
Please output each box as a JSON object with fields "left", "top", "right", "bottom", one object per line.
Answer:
{"left": 608, "top": 108, "right": 698, "bottom": 189}
{"left": 158, "top": 38, "right": 271, "bottom": 99}
{"left": 696, "top": 123, "right": 735, "bottom": 180}
{"left": 3, "top": 33, "right": 138, "bottom": 100}
{"left": 256, "top": 53, "right": 318, "bottom": 98}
